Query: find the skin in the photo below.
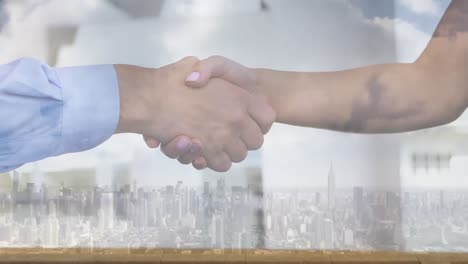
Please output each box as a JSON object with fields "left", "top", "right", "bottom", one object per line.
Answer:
{"left": 114, "top": 57, "right": 275, "bottom": 172}
{"left": 152, "top": 0, "right": 468, "bottom": 170}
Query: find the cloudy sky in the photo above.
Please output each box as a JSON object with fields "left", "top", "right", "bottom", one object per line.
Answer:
{"left": 6, "top": 0, "right": 467, "bottom": 190}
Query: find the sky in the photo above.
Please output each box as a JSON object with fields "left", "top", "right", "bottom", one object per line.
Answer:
{"left": 4, "top": 0, "right": 468, "bottom": 190}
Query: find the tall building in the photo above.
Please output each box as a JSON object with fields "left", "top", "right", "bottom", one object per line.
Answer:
{"left": 211, "top": 213, "right": 225, "bottom": 248}
{"left": 322, "top": 218, "right": 335, "bottom": 248}
{"left": 328, "top": 163, "right": 336, "bottom": 211}
{"left": 353, "top": 187, "right": 364, "bottom": 220}
{"left": 202, "top": 151, "right": 265, "bottom": 249}
{"left": 11, "top": 171, "right": 19, "bottom": 202}
{"left": 99, "top": 192, "right": 114, "bottom": 230}
{"left": 182, "top": 186, "right": 190, "bottom": 217}
{"left": 316, "top": 192, "right": 321, "bottom": 207}
{"left": 189, "top": 188, "right": 198, "bottom": 215}
{"left": 135, "top": 196, "right": 148, "bottom": 228}
{"left": 439, "top": 190, "right": 445, "bottom": 209}
{"left": 231, "top": 186, "right": 245, "bottom": 233}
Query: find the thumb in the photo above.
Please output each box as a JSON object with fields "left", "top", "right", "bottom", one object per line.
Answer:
{"left": 185, "top": 55, "right": 243, "bottom": 88}
{"left": 185, "top": 57, "right": 222, "bottom": 88}
{"left": 185, "top": 71, "right": 206, "bottom": 88}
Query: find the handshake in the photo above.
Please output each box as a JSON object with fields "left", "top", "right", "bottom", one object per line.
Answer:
{"left": 115, "top": 56, "right": 276, "bottom": 172}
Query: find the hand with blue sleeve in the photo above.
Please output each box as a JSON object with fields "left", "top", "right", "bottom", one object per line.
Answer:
{"left": 0, "top": 57, "right": 275, "bottom": 173}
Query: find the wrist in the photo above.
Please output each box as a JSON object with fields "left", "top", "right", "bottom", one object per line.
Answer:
{"left": 114, "top": 64, "right": 159, "bottom": 135}
{"left": 253, "top": 68, "right": 281, "bottom": 119}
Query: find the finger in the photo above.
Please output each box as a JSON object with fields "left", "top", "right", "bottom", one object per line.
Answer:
{"left": 185, "top": 56, "right": 227, "bottom": 87}
{"left": 248, "top": 95, "right": 277, "bottom": 134}
{"left": 143, "top": 135, "right": 161, "bottom": 148}
{"left": 206, "top": 152, "right": 232, "bottom": 173}
{"left": 185, "top": 56, "right": 255, "bottom": 91}
{"left": 177, "top": 140, "right": 203, "bottom": 165}
{"left": 160, "top": 136, "right": 193, "bottom": 159}
{"left": 224, "top": 139, "right": 248, "bottom": 163}
{"left": 240, "top": 118, "right": 265, "bottom": 151}
{"left": 193, "top": 157, "right": 208, "bottom": 170}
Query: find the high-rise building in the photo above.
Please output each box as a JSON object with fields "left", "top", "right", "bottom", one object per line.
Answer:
{"left": 175, "top": 196, "right": 182, "bottom": 220}
{"left": 147, "top": 190, "right": 159, "bottom": 226}
{"left": 344, "top": 229, "right": 354, "bottom": 246}
{"left": 182, "top": 186, "right": 189, "bottom": 217}
{"left": 11, "top": 171, "right": 19, "bottom": 201}
{"left": 135, "top": 196, "right": 148, "bottom": 228}
{"left": 99, "top": 192, "right": 114, "bottom": 230}
{"left": 353, "top": 187, "right": 364, "bottom": 220}
{"left": 0, "top": 225, "right": 11, "bottom": 243}
{"left": 189, "top": 188, "right": 198, "bottom": 215}
{"left": 322, "top": 218, "right": 334, "bottom": 248}
{"left": 328, "top": 163, "right": 336, "bottom": 211}
{"left": 439, "top": 190, "right": 445, "bottom": 209}
{"left": 211, "top": 213, "right": 225, "bottom": 248}
{"left": 231, "top": 186, "right": 245, "bottom": 233}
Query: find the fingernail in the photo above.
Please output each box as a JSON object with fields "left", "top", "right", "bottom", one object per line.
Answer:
{"left": 186, "top": 72, "right": 200, "bottom": 82}
{"left": 177, "top": 138, "right": 191, "bottom": 151}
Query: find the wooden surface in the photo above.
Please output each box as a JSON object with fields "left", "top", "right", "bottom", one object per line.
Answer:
{"left": 0, "top": 249, "right": 467, "bottom": 264}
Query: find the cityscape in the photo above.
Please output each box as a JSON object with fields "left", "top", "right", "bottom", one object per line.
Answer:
{"left": 0, "top": 164, "right": 467, "bottom": 252}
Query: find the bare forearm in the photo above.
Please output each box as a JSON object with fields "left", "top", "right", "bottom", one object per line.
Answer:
{"left": 255, "top": 61, "right": 467, "bottom": 133}
{"left": 255, "top": 1, "right": 468, "bottom": 134}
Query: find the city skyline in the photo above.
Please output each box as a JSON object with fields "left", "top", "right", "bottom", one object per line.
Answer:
{"left": 1, "top": 161, "right": 467, "bottom": 251}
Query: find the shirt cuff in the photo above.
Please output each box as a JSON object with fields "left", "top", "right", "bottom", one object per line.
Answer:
{"left": 54, "top": 65, "right": 120, "bottom": 154}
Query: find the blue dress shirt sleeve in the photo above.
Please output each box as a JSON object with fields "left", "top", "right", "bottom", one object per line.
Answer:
{"left": 0, "top": 58, "right": 120, "bottom": 173}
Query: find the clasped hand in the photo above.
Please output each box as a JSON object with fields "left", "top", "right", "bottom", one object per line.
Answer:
{"left": 116, "top": 56, "right": 275, "bottom": 172}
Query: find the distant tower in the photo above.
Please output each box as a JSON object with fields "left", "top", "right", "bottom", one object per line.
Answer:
{"left": 439, "top": 190, "right": 445, "bottom": 209}
{"left": 99, "top": 192, "right": 114, "bottom": 230}
{"left": 211, "top": 213, "right": 225, "bottom": 248}
{"left": 11, "top": 171, "right": 20, "bottom": 195}
{"left": 32, "top": 163, "right": 44, "bottom": 190}
{"left": 42, "top": 201, "right": 59, "bottom": 247}
{"left": 353, "top": 187, "right": 364, "bottom": 222}
{"left": 328, "top": 163, "right": 336, "bottom": 211}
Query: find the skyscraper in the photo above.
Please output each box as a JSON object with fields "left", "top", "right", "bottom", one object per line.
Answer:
{"left": 211, "top": 213, "right": 225, "bottom": 248}
{"left": 99, "top": 192, "right": 114, "bottom": 230}
{"left": 439, "top": 190, "right": 445, "bottom": 209}
{"left": 353, "top": 187, "right": 364, "bottom": 220}
{"left": 11, "top": 171, "right": 19, "bottom": 202}
{"left": 328, "top": 163, "right": 335, "bottom": 211}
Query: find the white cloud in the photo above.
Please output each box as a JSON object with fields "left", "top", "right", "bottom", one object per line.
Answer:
{"left": 371, "top": 17, "right": 432, "bottom": 62}
{"left": 398, "top": 0, "right": 442, "bottom": 16}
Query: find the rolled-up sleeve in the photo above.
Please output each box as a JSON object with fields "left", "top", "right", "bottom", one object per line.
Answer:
{"left": 0, "top": 58, "right": 120, "bottom": 173}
